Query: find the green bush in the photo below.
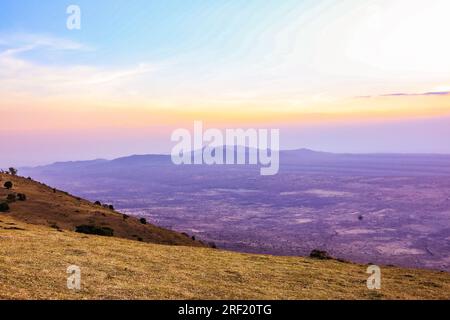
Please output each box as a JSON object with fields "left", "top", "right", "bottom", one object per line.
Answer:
{"left": 6, "top": 193, "right": 17, "bottom": 202}
{"left": 75, "top": 225, "right": 114, "bottom": 237}
{"left": 17, "top": 193, "right": 27, "bottom": 201}
{"left": 0, "top": 202, "right": 10, "bottom": 212}
{"left": 309, "top": 249, "right": 332, "bottom": 260}
{"left": 208, "top": 242, "right": 217, "bottom": 249}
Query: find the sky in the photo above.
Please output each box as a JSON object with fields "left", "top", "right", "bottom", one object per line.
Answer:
{"left": 1, "top": 0, "right": 450, "bottom": 166}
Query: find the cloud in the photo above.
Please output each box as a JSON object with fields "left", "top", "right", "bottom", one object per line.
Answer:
{"left": 357, "top": 91, "right": 450, "bottom": 99}
{"left": 0, "top": 33, "right": 158, "bottom": 99}
{"left": 382, "top": 91, "right": 450, "bottom": 97}
{"left": 0, "top": 33, "right": 90, "bottom": 51}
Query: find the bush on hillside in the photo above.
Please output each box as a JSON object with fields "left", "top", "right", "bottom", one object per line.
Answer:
{"left": 139, "top": 218, "right": 147, "bottom": 225}
{"left": 6, "top": 194, "right": 17, "bottom": 203}
{"left": 309, "top": 249, "right": 332, "bottom": 260}
{"left": 75, "top": 225, "right": 114, "bottom": 237}
{"left": 17, "top": 193, "right": 27, "bottom": 201}
{"left": 8, "top": 168, "right": 17, "bottom": 176}
{"left": 4, "top": 181, "right": 13, "bottom": 190}
{"left": 0, "top": 202, "right": 10, "bottom": 212}
{"left": 208, "top": 242, "right": 217, "bottom": 249}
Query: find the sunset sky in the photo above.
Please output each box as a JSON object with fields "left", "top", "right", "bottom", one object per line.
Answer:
{"left": 1, "top": 0, "right": 450, "bottom": 166}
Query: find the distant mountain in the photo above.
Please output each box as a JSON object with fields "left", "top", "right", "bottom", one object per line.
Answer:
{"left": 19, "top": 147, "right": 450, "bottom": 182}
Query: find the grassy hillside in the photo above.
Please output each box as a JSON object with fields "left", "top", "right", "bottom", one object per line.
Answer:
{"left": 0, "top": 216, "right": 449, "bottom": 299}
{"left": 0, "top": 172, "right": 449, "bottom": 299}
{"left": 0, "top": 173, "right": 203, "bottom": 247}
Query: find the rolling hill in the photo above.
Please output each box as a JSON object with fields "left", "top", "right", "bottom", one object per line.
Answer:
{"left": 0, "top": 173, "right": 204, "bottom": 247}
{"left": 0, "top": 172, "right": 449, "bottom": 299}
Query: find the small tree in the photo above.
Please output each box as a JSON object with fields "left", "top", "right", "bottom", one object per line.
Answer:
{"left": 8, "top": 168, "right": 17, "bottom": 176}
{"left": 139, "top": 218, "right": 147, "bottom": 225}
{"left": 108, "top": 204, "right": 115, "bottom": 210}
{"left": 4, "top": 181, "right": 13, "bottom": 190}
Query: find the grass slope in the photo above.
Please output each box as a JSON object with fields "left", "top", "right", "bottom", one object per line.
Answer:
{"left": 0, "top": 173, "right": 203, "bottom": 247}
{"left": 0, "top": 173, "right": 449, "bottom": 299}
{"left": 0, "top": 216, "right": 449, "bottom": 299}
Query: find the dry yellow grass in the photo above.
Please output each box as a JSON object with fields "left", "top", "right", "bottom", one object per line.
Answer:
{"left": 0, "top": 173, "right": 203, "bottom": 247}
{"left": 1, "top": 172, "right": 449, "bottom": 300}
{"left": 0, "top": 216, "right": 449, "bottom": 300}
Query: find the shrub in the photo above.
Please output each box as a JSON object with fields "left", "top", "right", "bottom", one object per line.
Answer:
{"left": 139, "top": 218, "right": 147, "bottom": 225}
{"left": 50, "top": 223, "right": 59, "bottom": 229}
{"left": 208, "top": 242, "right": 217, "bottom": 249}
{"left": 8, "top": 167, "right": 17, "bottom": 176}
{"left": 108, "top": 204, "right": 114, "bottom": 210}
{"left": 191, "top": 235, "right": 196, "bottom": 241}
{"left": 6, "top": 193, "right": 17, "bottom": 202}
{"left": 94, "top": 201, "right": 101, "bottom": 205}
{"left": 0, "top": 202, "right": 10, "bottom": 212}
{"left": 309, "top": 249, "right": 332, "bottom": 260}
{"left": 4, "top": 181, "right": 13, "bottom": 189}
{"left": 75, "top": 225, "right": 114, "bottom": 237}
{"left": 17, "top": 193, "right": 27, "bottom": 201}
{"left": 122, "top": 214, "right": 129, "bottom": 220}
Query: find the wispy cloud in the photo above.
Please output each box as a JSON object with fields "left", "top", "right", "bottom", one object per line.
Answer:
{"left": 357, "top": 91, "right": 450, "bottom": 99}
{"left": 0, "top": 33, "right": 159, "bottom": 99}
{"left": 382, "top": 91, "right": 450, "bottom": 97}
{"left": 0, "top": 33, "right": 90, "bottom": 51}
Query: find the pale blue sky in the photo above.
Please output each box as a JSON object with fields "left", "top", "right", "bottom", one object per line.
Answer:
{"left": 1, "top": 0, "right": 450, "bottom": 166}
